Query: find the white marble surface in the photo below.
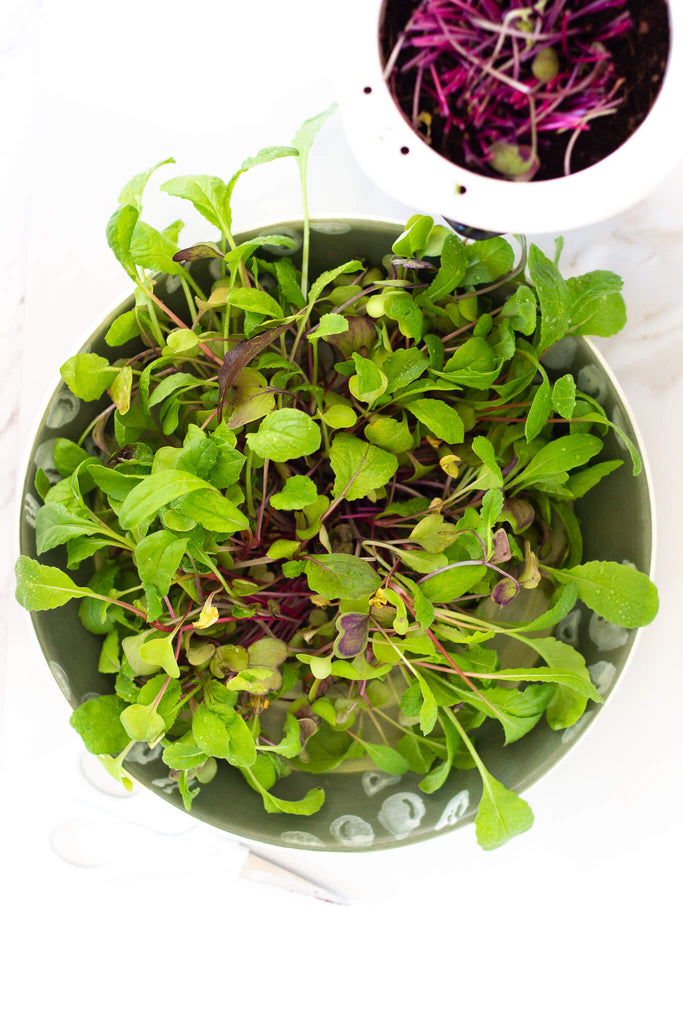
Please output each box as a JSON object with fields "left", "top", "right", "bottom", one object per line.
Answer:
{"left": 2, "top": 1, "right": 682, "bottom": 1018}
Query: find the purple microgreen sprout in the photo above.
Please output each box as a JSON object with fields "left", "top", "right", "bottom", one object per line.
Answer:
{"left": 383, "top": 0, "right": 632, "bottom": 179}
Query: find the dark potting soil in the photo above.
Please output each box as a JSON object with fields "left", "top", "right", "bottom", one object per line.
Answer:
{"left": 380, "top": 0, "right": 671, "bottom": 181}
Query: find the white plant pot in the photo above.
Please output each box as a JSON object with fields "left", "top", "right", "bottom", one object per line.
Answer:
{"left": 333, "top": 1, "right": 682, "bottom": 233}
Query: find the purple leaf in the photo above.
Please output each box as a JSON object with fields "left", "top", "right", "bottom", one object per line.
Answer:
{"left": 490, "top": 528, "right": 511, "bottom": 564}
{"left": 173, "top": 243, "right": 224, "bottom": 262}
{"left": 333, "top": 612, "right": 370, "bottom": 659}
{"left": 491, "top": 576, "right": 519, "bottom": 607}
{"left": 217, "top": 324, "right": 288, "bottom": 421}
{"left": 501, "top": 497, "right": 535, "bottom": 533}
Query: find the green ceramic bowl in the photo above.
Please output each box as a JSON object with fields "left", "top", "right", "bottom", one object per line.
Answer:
{"left": 19, "top": 219, "right": 654, "bottom": 851}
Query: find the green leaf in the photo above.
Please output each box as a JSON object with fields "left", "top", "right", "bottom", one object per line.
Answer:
{"left": 162, "top": 740, "right": 208, "bottom": 771}
{"left": 88, "top": 464, "right": 142, "bottom": 502}
{"left": 131, "top": 220, "right": 182, "bottom": 276}
{"left": 173, "top": 490, "right": 248, "bottom": 533}
{"left": 307, "top": 312, "right": 349, "bottom": 340}
{"left": 120, "top": 703, "right": 165, "bottom": 744}
{"left": 163, "top": 328, "right": 200, "bottom": 357}
{"left": 500, "top": 284, "right": 537, "bottom": 335}
{"left": 329, "top": 434, "right": 398, "bottom": 501}
{"left": 392, "top": 214, "right": 434, "bottom": 257}
{"left": 363, "top": 415, "right": 413, "bottom": 454}
{"left": 568, "top": 459, "right": 623, "bottom": 499}
{"left": 161, "top": 175, "right": 231, "bottom": 235}
{"left": 305, "top": 554, "right": 381, "bottom": 600}
{"left": 419, "top": 712, "right": 460, "bottom": 792}
{"left": 52, "top": 439, "right": 90, "bottom": 477}
{"left": 385, "top": 292, "right": 424, "bottom": 340}
{"left": 566, "top": 270, "right": 626, "bottom": 337}
{"left": 398, "top": 549, "right": 449, "bottom": 575}
{"left": 60, "top": 353, "right": 118, "bottom": 401}
{"left": 421, "top": 564, "right": 488, "bottom": 603}
{"left": 256, "top": 778, "right": 325, "bottom": 816}
{"left": 552, "top": 560, "right": 659, "bottom": 627}
{"left": 545, "top": 685, "right": 588, "bottom": 731}
{"left": 418, "top": 675, "right": 438, "bottom": 734}
{"left": 138, "top": 676, "right": 182, "bottom": 728}
{"left": 118, "top": 470, "right": 212, "bottom": 530}
{"left": 349, "top": 353, "right": 387, "bottom": 405}
{"left": 227, "top": 287, "right": 283, "bottom": 319}
{"left": 292, "top": 104, "right": 337, "bottom": 163}
{"left": 118, "top": 157, "right": 175, "bottom": 210}
{"left": 525, "top": 378, "right": 552, "bottom": 442}
{"left": 266, "top": 713, "right": 303, "bottom": 758}
{"left": 138, "top": 636, "right": 180, "bottom": 678}
{"left": 307, "top": 260, "right": 364, "bottom": 308}
{"left": 98, "top": 629, "right": 121, "bottom": 674}
{"left": 551, "top": 374, "right": 577, "bottom": 419}
{"left": 382, "top": 349, "right": 429, "bottom": 393}
{"left": 577, "top": 410, "right": 642, "bottom": 476}
{"left": 397, "top": 732, "right": 436, "bottom": 775}
{"left": 176, "top": 422, "right": 245, "bottom": 488}
{"left": 225, "top": 667, "right": 279, "bottom": 695}
{"left": 225, "top": 146, "right": 299, "bottom": 217}
{"left": 408, "top": 582, "right": 435, "bottom": 630}
{"left": 513, "top": 434, "right": 603, "bottom": 488}
{"left": 15, "top": 556, "right": 96, "bottom": 611}
{"left": 70, "top": 694, "right": 130, "bottom": 755}
{"left": 463, "top": 237, "right": 514, "bottom": 286}
{"left": 106, "top": 204, "right": 139, "bottom": 280}
{"left": 135, "top": 531, "right": 187, "bottom": 595}
{"left": 471, "top": 435, "right": 503, "bottom": 486}
{"left": 360, "top": 741, "right": 409, "bottom": 775}
{"left": 224, "top": 712, "right": 257, "bottom": 768}
{"left": 270, "top": 475, "right": 318, "bottom": 511}
{"left": 426, "top": 232, "right": 467, "bottom": 300}
{"left": 475, "top": 770, "right": 534, "bottom": 850}
{"left": 508, "top": 583, "right": 579, "bottom": 633}
{"left": 148, "top": 371, "right": 206, "bottom": 408}
{"left": 528, "top": 244, "right": 570, "bottom": 354}
{"left": 405, "top": 398, "right": 464, "bottom": 444}
{"left": 473, "top": 684, "right": 556, "bottom": 744}
{"left": 178, "top": 770, "right": 200, "bottom": 810}
{"left": 35, "top": 502, "right": 99, "bottom": 555}
{"left": 246, "top": 408, "right": 321, "bottom": 461}
{"left": 192, "top": 704, "right": 231, "bottom": 759}
{"left": 409, "top": 514, "right": 460, "bottom": 553}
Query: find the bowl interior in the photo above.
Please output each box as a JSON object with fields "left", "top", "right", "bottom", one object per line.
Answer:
{"left": 19, "top": 220, "right": 654, "bottom": 852}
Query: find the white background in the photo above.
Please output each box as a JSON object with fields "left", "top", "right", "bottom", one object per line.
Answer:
{"left": 1, "top": 2, "right": 682, "bottom": 1020}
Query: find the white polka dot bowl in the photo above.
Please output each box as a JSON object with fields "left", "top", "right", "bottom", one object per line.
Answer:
{"left": 18, "top": 220, "right": 654, "bottom": 852}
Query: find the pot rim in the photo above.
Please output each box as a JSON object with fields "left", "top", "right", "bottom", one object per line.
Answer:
{"left": 332, "top": 0, "right": 682, "bottom": 233}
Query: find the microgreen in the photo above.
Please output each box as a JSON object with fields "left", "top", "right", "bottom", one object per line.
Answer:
{"left": 383, "top": 0, "right": 633, "bottom": 179}
{"left": 16, "top": 110, "right": 658, "bottom": 850}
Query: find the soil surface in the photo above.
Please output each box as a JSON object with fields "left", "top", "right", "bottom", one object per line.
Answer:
{"left": 380, "top": 0, "right": 671, "bottom": 181}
